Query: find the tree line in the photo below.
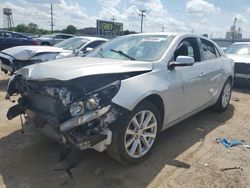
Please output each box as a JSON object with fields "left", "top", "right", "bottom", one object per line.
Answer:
{"left": 9, "top": 23, "right": 78, "bottom": 35}
{"left": 8, "top": 23, "right": 136, "bottom": 36}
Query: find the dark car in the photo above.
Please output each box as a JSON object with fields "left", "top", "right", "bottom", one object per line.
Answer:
{"left": 0, "top": 30, "right": 39, "bottom": 51}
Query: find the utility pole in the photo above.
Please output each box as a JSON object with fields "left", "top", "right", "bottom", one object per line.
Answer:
{"left": 139, "top": 9, "right": 146, "bottom": 33}
{"left": 162, "top": 25, "right": 165, "bottom": 32}
{"left": 110, "top": 16, "right": 116, "bottom": 37}
{"left": 111, "top": 16, "right": 116, "bottom": 22}
{"left": 191, "top": 28, "right": 194, "bottom": 34}
{"left": 50, "top": 3, "right": 54, "bottom": 33}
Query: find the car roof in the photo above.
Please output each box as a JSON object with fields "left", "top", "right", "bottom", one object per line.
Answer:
{"left": 232, "top": 42, "right": 250, "bottom": 45}
{"left": 126, "top": 32, "right": 212, "bottom": 39}
{"left": 0, "top": 30, "right": 29, "bottom": 37}
{"left": 53, "top": 33, "right": 75, "bottom": 36}
{"left": 74, "top": 36, "right": 108, "bottom": 42}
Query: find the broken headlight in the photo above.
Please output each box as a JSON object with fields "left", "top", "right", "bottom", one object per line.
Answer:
{"left": 69, "top": 80, "right": 120, "bottom": 117}
{"left": 42, "top": 86, "right": 73, "bottom": 106}
{"left": 70, "top": 101, "right": 85, "bottom": 116}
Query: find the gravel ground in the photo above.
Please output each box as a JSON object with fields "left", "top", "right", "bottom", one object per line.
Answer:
{"left": 0, "top": 72, "right": 250, "bottom": 188}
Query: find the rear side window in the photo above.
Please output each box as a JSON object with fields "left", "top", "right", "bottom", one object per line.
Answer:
{"left": 201, "top": 38, "right": 217, "bottom": 60}
{"left": 85, "top": 40, "right": 106, "bottom": 49}
{"left": 61, "top": 35, "right": 73, "bottom": 39}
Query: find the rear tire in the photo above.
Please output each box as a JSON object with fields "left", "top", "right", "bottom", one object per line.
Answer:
{"left": 107, "top": 100, "right": 162, "bottom": 165}
{"left": 212, "top": 79, "right": 232, "bottom": 112}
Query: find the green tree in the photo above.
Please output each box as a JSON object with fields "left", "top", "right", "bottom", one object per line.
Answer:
{"left": 63, "top": 25, "right": 77, "bottom": 34}
{"left": 123, "top": 30, "right": 137, "bottom": 35}
{"left": 15, "top": 24, "right": 28, "bottom": 33}
{"left": 27, "top": 23, "right": 39, "bottom": 34}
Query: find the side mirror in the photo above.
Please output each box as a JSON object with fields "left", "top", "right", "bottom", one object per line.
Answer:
{"left": 85, "top": 47, "right": 94, "bottom": 53}
{"left": 76, "top": 51, "right": 84, "bottom": 56}
{"left": 169, "top": 56, "right": 195, "bottom": 69}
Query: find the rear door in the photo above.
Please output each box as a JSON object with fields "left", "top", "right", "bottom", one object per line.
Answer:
{"left": 199, "top": 38, "right": 225, "bottom": 102}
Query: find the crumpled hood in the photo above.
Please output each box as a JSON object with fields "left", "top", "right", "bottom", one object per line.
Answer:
{"left": 16, "top": 57, "right": 153, "bottom": 81}
{"left": 2, "top": 46, "right": 72, "bottom": 60}
{"left": 227, "top": 54, "right": 250, "bottom": 64}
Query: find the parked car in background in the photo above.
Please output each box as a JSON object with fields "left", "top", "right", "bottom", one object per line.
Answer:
{"left": 225, "top": 42, "right": 250, "bottom": 85}
{"left": 0, "top": 36, "right": 108, "bottom": 74}
{"left": 6, "top": 33, "right": 234, "bottom": 164}
{"left": 0, "top": 30, "right": 39, "bottom": 51}
{"left": 35, "top": 33, "right": 74, "bottom": 46}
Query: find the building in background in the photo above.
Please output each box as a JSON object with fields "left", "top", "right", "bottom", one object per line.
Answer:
{"left": 225, "top": 18, "right": 242, "bottom": 40}
{"left": 78, "top": 27, "right": 97, "bottom": 35}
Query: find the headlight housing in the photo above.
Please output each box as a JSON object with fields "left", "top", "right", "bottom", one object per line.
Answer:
{"left": 68, "top": 80, "right": 120, "bottom": 117}
{"left": 70, "top": 101, "right": 84, "bottom": 117}
{"left": 30, "top": 53, "right": 60, "bottom": 62}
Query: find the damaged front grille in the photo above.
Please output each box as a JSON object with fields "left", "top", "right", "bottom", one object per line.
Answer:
{"left": 235, "top": 62, "right": 250, "bottom": 75}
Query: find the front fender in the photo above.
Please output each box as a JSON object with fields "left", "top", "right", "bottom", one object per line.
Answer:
{"left": 111, "top": 70, "right": 169, "bottom": 111}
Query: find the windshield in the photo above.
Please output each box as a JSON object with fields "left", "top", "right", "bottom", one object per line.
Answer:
{"left": 226, "top": 44, "right": 250, "bottom": 55}
{"left": 87, "top": 34, "right": 175, "bottom": 62}
{"left": 54, "top": 37, "right": 89, "bottom": 50}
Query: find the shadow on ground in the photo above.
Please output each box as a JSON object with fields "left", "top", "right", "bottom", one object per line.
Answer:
{"left": 0, "top": 78, "right": 9, "bottom": 92}
{"left": 0, "top": 104, "right": 235, "bottom": 188}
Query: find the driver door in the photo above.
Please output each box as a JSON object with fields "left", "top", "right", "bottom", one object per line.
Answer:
{"left": 166, "top": 37, "right": 209, "bottom": 122}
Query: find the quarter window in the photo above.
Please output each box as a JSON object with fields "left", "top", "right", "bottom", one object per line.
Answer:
{"left": 201, "top": 39, "right": 217, "bottom": 60}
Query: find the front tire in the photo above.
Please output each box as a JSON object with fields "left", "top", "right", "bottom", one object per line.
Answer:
{"left": 107, "top": 101, "right": 162, "bottom": 165}
{"left": 212, "top": 79, "right": 232, "bottom": 112}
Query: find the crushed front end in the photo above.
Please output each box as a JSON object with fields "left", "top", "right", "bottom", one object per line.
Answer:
{"left": 6, "top": 74, "right": 123, "bottom": 152}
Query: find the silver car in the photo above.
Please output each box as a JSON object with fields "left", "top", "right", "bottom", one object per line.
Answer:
{"left": 225, "top": 42, "right": 250, "bottom": 84}
{"left": 6, "top": 33, "right": 234, "bottom": 165}
{"left": 0, "top": 36, "right": 108, "bottom": 74}
{"left": 35, "top": 33, "right": 74, "bottom": 46}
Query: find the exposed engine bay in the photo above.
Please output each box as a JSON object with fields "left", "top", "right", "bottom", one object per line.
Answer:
{"left": 6, "top": 72, "right": 147, "bottom": 152}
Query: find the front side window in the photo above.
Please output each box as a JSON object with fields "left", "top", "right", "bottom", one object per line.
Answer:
{"left": 87, "top": 34, "right": 175, "bottom": 62}
{"left": 173, "top": 37, "right": 200, "bottom": 62}
{"left": 201, "top": 39, "right": 217, "bottom": 60}
{"left": 225, "top": 43, "right": 249, "bottom": 55}
{"left": 4, "top": 32, "right": 13, "bottom": 38}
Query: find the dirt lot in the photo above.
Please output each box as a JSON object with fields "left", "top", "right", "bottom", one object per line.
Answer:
{"left": 0, "top": 72, "right": 250, "bottom": 188}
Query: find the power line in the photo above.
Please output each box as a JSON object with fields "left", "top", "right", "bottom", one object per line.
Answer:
{"left": 139, "top": 9, "right": 146, "bottom": 33}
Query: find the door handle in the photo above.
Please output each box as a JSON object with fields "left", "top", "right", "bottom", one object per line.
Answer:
{"left": 199, "top": 72, "right": 207, "bottom": 77}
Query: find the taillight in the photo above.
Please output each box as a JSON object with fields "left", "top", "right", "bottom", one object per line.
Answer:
{"left": 32, "top": 39, "right": 39, "bottom": 45}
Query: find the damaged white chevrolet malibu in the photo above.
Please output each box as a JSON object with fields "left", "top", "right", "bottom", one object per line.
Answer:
{"left": 6, "top": 33, "right": 234, "bottom": 164}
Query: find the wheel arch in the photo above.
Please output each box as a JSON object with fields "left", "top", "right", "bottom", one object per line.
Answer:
{"left": 136, "top": 94, "right": 165, "bottom": 126}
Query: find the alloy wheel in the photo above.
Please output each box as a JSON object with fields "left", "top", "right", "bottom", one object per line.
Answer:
{"left": 124, "top": 110, "right": 157, "bottom": 158}
{"left": 222, "top": 82, "right": 231, "bottom": 108}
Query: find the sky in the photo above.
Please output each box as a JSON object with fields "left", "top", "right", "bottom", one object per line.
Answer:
{"left": 0, "top": 0, "right": 250, "bottom": 38}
